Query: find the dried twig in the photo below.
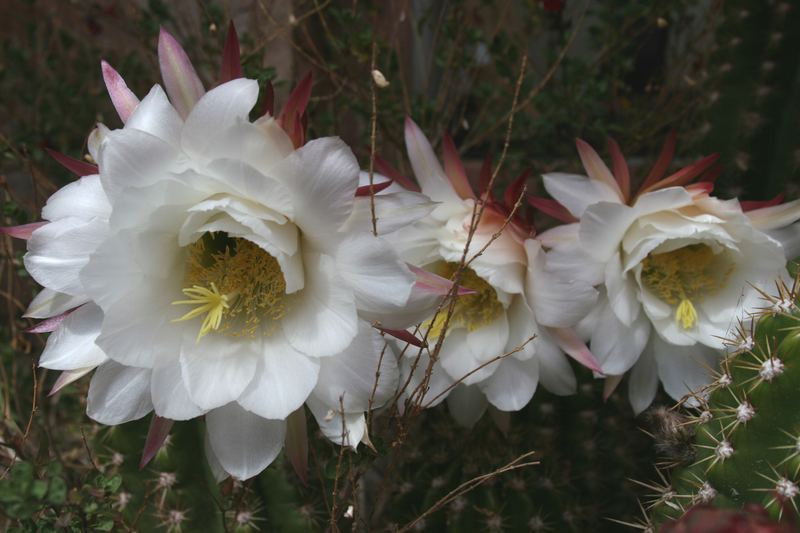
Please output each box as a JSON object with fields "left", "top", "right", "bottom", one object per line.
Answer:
{"left": 396, "top": 451, "right": 540, "bottom": 532}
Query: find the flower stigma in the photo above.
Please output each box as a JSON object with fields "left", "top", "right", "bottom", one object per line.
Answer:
{"left": 640, "top": 243, "right": 734, "bottom": 330}
{"left": 172, "top": 232, "right": 289, "bottom": 341}
{"left": 422, "top": 262, "right": 503, "bottom": 339}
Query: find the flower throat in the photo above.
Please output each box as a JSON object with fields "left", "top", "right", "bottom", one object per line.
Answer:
{"left": 641, "top": 243, "right": 733, "bottom": 330}
{"left": 172, "top": 232, "right": 289, "bottom": 341}
{"left": 423, "top": 262, "right": 503, "bottom": 339}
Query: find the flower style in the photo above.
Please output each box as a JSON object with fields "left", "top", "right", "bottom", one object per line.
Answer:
{"left": 389, "top": 119, "right": 599, "bottom": 427}
{"left": 13, "top": 26, "right": 432, "bottom": 480}
{"left": 533, "top": 135, "right": 800, "bottom": 412}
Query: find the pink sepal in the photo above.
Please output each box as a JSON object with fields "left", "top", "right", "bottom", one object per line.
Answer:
{"left": 408, "top": 264, "right": 476, "bottom": 296}
{"left": 548, "top": 327, "right": 604, "bottom": 374}
{"left": 46, "top": 148, "right": 98, "bottom": 177}
{"left": 640, "top": 153, "right": 720, "bottom": 195}
{"left": 477, "top": 154, "right": 493, "bottom": 198}
{"left": 575, "top": 138, "right": 623, "bottom": 201}
{"left": 26, "top": 306, "right": 79, "bottom": 333}
{"left": 140, "top": 415, "right": 174, "bottom": 469}
{"left": 602, "top": 374, "right": 624, "bottom": 401}
{"left": 219, "top": 21, "right": 243, "bottom": 83}
{"left": 158, "top": 27, "right": 206, "bottom": 118}
{"left": 375, "top": 326, "right": 426, "bottom": 348}
{"left": 442, "top": 132, "right": 475, "bottom": 199}
{"left": 528, "top": 197, "right": 578, "bottom": 223}
{"left": 278, "top": 73, "right": 312, "bottom": 147}
{"left": 100, "top": 60, "right": 139, "bottom": 123}
{"left": 48, "top": 367, "right": 93, "bottom": 397}
{"left": 0, "top": 221, "right": 47, "bottom": 240}
{"left": 504, "top": 170, "right": 530, "bottom": 212}
{"left": 741, "top": 193, "right": 785, "bottom": 212}
{"left": 355, "top": 179, "right": 393, "bottom": 197}
{"left": 374, "top": 155, "right": 419, "bottom": 192}
{"left": 285, "top": 407, "right": 309, "bottom": 485}
{"left": 640, "top": 131, "right": 677, "bottom": 191}
{"left": 263, "top": 80, "right": 275, "bottom": 117}
{"left": 606, "top": 138, "right": 630, "bottom": 202}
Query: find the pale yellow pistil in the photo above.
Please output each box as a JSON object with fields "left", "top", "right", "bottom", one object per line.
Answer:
{"left": 641, "top": 243, "right": 733, "bottom": 330}
{"left": 675, "top": 298, "right": 698, "bottom": 330}
{"left": 172, "top": 283, "right": 232, "bottom": 341}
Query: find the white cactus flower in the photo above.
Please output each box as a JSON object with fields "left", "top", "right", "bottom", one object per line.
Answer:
{"left": 391, "top": 119, "right": 599, "bottom": 426}
{"left": 14, "top": 28, "right": 437, "bottom": 480}
{"left": 535, "top": 136, "right": 800, "bottom": 412}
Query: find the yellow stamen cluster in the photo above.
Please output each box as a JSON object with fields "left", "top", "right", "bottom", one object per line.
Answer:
{"left": 172, "top": 233, "right": 289, "bottom": 341}
{"left": 641, "top": 243, "right": 733, "bottom": 330}
{"left": 423, "top": 262, "right": 504, "bottom": 339}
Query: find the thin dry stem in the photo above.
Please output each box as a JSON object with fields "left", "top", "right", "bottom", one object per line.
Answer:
{"left": 396, "top": 451, "right": 539, "bottom": 532}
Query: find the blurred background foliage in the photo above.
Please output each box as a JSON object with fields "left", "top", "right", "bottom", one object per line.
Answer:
{"left": 0, "top": 0, "right": 798, "bottom": 531}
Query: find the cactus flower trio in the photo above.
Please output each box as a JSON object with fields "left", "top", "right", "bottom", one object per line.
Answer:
{"left": 4, "top": 24, "right": 800, "bottom": 487}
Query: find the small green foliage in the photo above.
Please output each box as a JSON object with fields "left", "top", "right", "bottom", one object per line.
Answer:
{"left": 0, "top": 460, "right": 122, "bottom": 531}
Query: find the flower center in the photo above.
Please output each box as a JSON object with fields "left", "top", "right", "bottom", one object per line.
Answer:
{"left": 172, "top": 232, "right": 289, "bottom": 341}
{"left": 423, "top": 262, "right": 503, "bottom": 339}
{"left": 640, "top": 243, "right": 733, "bottom": 330}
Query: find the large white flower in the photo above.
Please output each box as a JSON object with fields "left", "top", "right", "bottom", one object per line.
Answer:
{"left": 390, "top": 119, "right": 599, "bottom": 426}
{"left": 15, "top": 28, "right": 428, "bottom": 480}
{"left": 536, "top": 137, "right": 800, "bottom": 412}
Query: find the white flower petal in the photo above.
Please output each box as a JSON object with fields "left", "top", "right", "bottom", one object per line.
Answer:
{"left": 94, "top": 286, "right": 181, "bottom": 368}
{"left": 404, "top": 118, "right": 461, "bottom": 204}
{"left": 534, "top": 332, "right": 577, "bottom": 395}
{"left": 578, "top": 201, "right": 636, "bottom": 262}
{"left": 39, "top": 303, "right": 107, "bottom": 371}
{"left": 745, "top": 198, "right": 800, "bottom": 231}
{"left": 628, "top": 346, "right": 659, "bottom": 414}
{"left": 125, "top": 85, "right": 183, "bottom": 145}
{"left": 237, "top": 334, "right": 320, "bottom": 420}
{"left": 204, "top": 431, "right": 229, "bottom": 482}
{"left": 151, "top": 357, "right": 206, "bottom": 420}
{"left": 87, "top": 361, "right": 153, "bottom": 425}
{"left": 182, "top": 78, "right": 259, "bottom": 158}
{"left": 81, "top": 227, "right": 183, "bottom": 311}
{"left": 336, "top": 234, "right": 415, "bottom": 314}
{"left": 631, "top": 187, "right": 694, "bottom": 217}
{"left": 313, "top": 322, "right": 397, "bottom": 412}
{"left": 470, "top": 260, "right": 525, "bottom": 296}
{"left": 98, "top": 128, "right": 179, "bottom": 200}
{"left": 480, "top": 357, "right": 538, "bottom": 412}
{"left": 41, "top": 174, "right": 110, "bottom": 222}
{"left": 466, "top": 313, "right": 510, "bottom": 365}
{"left": 25, "top": 218, "right": 107, "bottom": 296}
{"left": 439, "top": 324, "right": 502, "bottom": 386}
{"left": 180, "top": 335, "right": 258, "bottom": 410}
{"left": 505, "top": 297, "right": 537, "bottom": 361}
{"left": 275, "top": 137, "right": 359, "bottom": 250}
{"left": 652, "top": 335, "right": 720, "bottom": 401}
{"left": 306, "top": 395, "right": 366, "bottom": 448}
{"left": 282, "top": 252, "right": 358, "bottom": 358}
{"left": 604, "top": 252, "right": 640, "bottom": 326}
{"left": 446, "top": 384, "right": 488, "bottom": 428}
{"left": 542, "top": 172, "right": 620, "bottom": 218}
{"left": 541, "top": 243, "right": 604, "bottom": 286}
{"left": 205, "top": 118, "right": 294, "bottom": 173}
{"left": 204, "top": 158, "right": 295, "bottom": 220}
{"left": 526, "top": 239, "right": 598, "bottom": 327}
{"left": 24, "top": 288, "right": 87, "bottom": 319}
{"left": 591, "top": 302, "right": 651, "bottom": 375}
{"left": 343, "top": 191, "right": 437, "bottom": 236}
{"left": 206, "top": 402, "right": 286, "bottom": 480}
